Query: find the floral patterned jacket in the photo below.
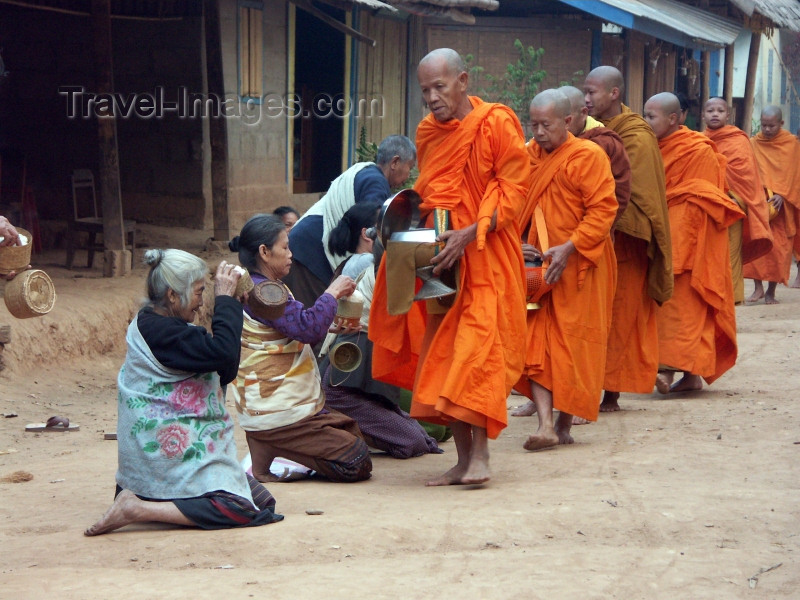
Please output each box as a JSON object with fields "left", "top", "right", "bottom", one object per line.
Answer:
{"left": 115, "top": 309, "right": 253, "bottom": 503}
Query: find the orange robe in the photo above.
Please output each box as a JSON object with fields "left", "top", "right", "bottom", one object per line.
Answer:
{"left": 745, "top": 129, "right": 800, "bottom": 284}
{"left": 369, "top": 97, "right": 529, "bottom": 439}
{"left": 705, "top": 125, "right": 773, "bottom": 264}
{"left": 658, "top": 127, "right": 744, "bottom": 383}
{"left": 601, "top": 106, "right": 673, "bottom": 393}
{"left": 514, "top": 134, "right": 617, "bottom": 421}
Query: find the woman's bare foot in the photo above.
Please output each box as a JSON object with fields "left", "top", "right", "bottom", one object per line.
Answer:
{"left": 655, "top": 372, "right": 673, "bottom": 394}
{"left": 511, "top": 400, "right": 537, "bottom": 417}
{"left": 523, "top": 430, "right": 559, "bottom": 451}
{"left": 670, "top": 374, "right": 703, "bottom": 393}
{"left": 600, "top": 391, "right": 621, "bottom": 412}
{"left": 84, "top": 490, "right": 141, "bottom": 536}
{"left": 425, "top": 464, "right": 469, "bottom": 486}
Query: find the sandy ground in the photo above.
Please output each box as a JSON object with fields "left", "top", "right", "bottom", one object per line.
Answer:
{"left": 0, "top": 231, "right": 798, "bottom": 599}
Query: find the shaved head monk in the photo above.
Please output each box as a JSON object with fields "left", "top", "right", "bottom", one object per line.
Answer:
{"left": 745, "top": 106, "right": 800, "bottom": 301}
{"left": 369, "top": 48, "right": 529, "bottom": 485}
{"left": 513, "top": 89, "right": 617, "bottom": 449}
{"left": 583, "top": 66, "right": 673, "bottom": 411}
{"left": 703, "top": 97, "right": 774, "bottom": 303}
{"left": 644, "top": 92, "right": 743, "bottom": 394}
{"left": 511, "top": 85, "right": 631, "bottom": 421}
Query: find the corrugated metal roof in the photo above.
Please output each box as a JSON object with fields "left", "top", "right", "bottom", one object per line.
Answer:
{"left": 752, "top": 0, "right": 800, "bottom": 32}
{"left": 561, "top": 0, "right": 743, "bottom": 48}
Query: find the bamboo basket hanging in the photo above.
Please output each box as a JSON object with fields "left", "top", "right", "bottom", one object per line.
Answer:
{"left": 0, "top": 228, "right": 33, "bottom": 275}
{"left": 3, "top": 269, "right": 56, "bottom": 319}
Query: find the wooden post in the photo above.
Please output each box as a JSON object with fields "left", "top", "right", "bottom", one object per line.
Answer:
{"left": 723, "top": 44, "right": 734, "bottom": 105}
{"left": 90, "top": 0, "right": 130, "bottom": 276}
{"left": 204, "top": 0, "right": 230, "bottom": 242}
{"left": 723, "top": 43, "right": 735, "bottom": 124}
{"left": 741, "top": 31, "right": 761, "bottom": 135}
{"left": 700, "top": 50, "right": 710, "bottom": 127}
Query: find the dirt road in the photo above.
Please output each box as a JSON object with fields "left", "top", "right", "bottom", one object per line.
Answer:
{"left": 1, "top": 242, "right": 797, "bottom": 599}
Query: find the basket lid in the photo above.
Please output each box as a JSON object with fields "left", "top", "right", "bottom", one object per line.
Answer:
{"left": 251, "top": 280, "right": 288, "bottom": 307}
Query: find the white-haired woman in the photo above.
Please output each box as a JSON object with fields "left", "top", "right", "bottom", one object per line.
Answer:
{"left": 85, "top": 249, "right": 282, "bottom": 536}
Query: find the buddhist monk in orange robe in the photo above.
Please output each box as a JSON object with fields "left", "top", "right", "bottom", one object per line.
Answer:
{"left": 511, "top": 85, "right": 630, "bottom": 422}
{"left": 745, "top": 106, "right": 800, "bottom": 302}
{"left": 703, "top": 97, "right": 773, "bottom": 304}
{"left": 513, "top": 89, "right": 617, "bottom": 450}
{"left": 369, "top": 49, "right": 529, "bottom": 485}
{"left": 583, "top": 67, "right": 673, "bottom": 411}
{"left": 644, "top": 93, "right": 744, "bottom": 394}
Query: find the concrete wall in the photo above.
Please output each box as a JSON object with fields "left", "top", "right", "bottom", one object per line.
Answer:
{"left": 219, "top": 0, "right": 291, "bottom": 236}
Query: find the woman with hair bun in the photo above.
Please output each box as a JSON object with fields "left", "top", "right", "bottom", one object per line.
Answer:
{"left": 321, "top": 205, "right": 442, "bottom": 459}
{"left": 229, "top": 214, "right": 372, "bottom": 483}
{"left": 85, "top": 250, "right": 282, "bottom": 536}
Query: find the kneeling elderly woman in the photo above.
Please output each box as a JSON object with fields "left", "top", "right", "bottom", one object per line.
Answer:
{"left": 229, "top": 214, "right": 372, "bottom": 483}
{"left": 85, "top": 249, "right": 282, "bottom": 536}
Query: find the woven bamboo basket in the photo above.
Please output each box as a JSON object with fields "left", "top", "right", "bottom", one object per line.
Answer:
{"left": 3, "top": 269, "right": 56, "bottom": 319}
{"left": 0, "top": 228, "right": 33, "bottom": 275}
{"left": 248, "top": 280, "right": 288, "bottom": 321}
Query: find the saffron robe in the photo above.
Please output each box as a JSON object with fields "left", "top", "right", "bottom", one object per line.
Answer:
{"left": 744, "top": 129, "right": 800, "bottom": 284}
{"left": 601, "top": 105, "right": 673, "bottom": 392}
{"left": 515, "top": 134, "right": 617, "bottom": 421}
{"left": 657, "top": 127, "right": 744, "bottom": 383}
{"left": 705, "top": 125, "right": 773, "bottom": 264}
{"left": 369, "top": 97, "right": 529, "bottom": 439}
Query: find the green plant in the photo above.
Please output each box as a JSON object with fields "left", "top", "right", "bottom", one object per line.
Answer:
{"left": 355, "top": 126, "right": 378, "bottom": 163}
{"left": 479, "top": 39, "right": 547, "bottom": 130}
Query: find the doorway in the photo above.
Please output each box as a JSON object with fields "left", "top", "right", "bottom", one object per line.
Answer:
{"left": 293, "top": 5, "right": 345, "bottom": 193}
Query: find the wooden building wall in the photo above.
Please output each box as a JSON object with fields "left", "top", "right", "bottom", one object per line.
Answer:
{"left": 355, "top": 13, "right": 408, "bottom": 150}
{"left": 418, "top": 18, "right": 593, "bottom": 134}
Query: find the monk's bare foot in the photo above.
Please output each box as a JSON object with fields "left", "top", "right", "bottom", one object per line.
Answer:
{"left": 571, "top": 416, "right": 590, "bottom": 425}
{"left": 746, "top": 288, "right": 764, "bottom": 303}
{"left": 765, "top": 294, "right": 779, "bottom": 305}
{"left": 511, "top": 400, "right": 537, "bottom": 417}
{"left": 523, "top": 430, "right": 560, "bottom": 452}
{"left": 655, "top": 372, "right": 673, "bottom": 395}
{"left": 460, "top": 458, "right": 491, "bottom": 485}
{"left": 425, "top": 464, "right": 468, "bottom": 487}
{"left": 600, "top": 391, "right": 621, "bottom": 412}
{"left": 791, "top": 274, "right": 800, "bottom": 289}
{"left": 670, "top": 374, "right": 703, "bottom": 393}
{"left": 555, "top": 427, "right": 575, "bottom": 445}
{"left": 84, "top": 490, "right": 140, "bottom": 536}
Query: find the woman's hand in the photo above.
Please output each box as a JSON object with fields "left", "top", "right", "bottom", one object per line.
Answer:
{"left": 213, "top": 260, "right": 241, "bottom": 297}
{"left": 0, "top": 216, "right": 21, "bottom": 247}
{"left": 325, "top": 275, "right": 356, "bottom": 300}
{"left": 328, "top": 322, "right": 362, "bottom": 335}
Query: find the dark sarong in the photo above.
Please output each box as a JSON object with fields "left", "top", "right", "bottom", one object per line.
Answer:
{"left": 115, "top": 475, "right": 283, "bottom": 530}
{"left": 322, "top": 365, "right": 441, "bottom": 458}
{"left": 282, "top": 259, "right": 328, "bottom": 309}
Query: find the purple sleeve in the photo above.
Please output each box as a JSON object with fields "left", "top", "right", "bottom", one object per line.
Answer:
{"left": 246, "top": 293, "right": 337, "bottom": 345}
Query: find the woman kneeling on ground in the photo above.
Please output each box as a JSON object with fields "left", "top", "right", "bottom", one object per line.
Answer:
{"left": 229, "top": 214, "right": 372, "bottom": 483}
{"left": 320, "top": 203, "right": 442, "bottom": 458}
{"left": 85, "top": 250, "right": 282, "bottom": 536}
